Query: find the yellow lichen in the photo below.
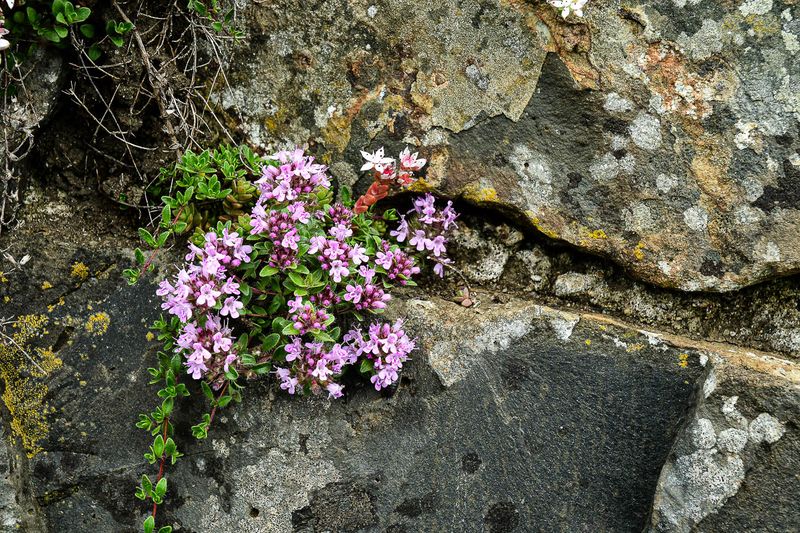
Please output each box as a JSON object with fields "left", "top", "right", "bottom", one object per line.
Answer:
{"left": 588, "top": 229, "right": 607, "bottom": 240}
{"left": 3, "top": 296, "right": 10, "bottom": 303}
{"left": 585, "top": 339, "right": 592, "bottom": 346}
{"left": 0, "top": 271, "right": 7, "bottom": 283}
{"left": 633, "top": 241, "right": 646, "bottom": 261}
{"left": 41, "top": 281, "right": 53, "bottom": 290}
{"left": 145, "top": 331, "right": 155, "bottom": 342}
{"left": 462, "top": 184, "right": 499, "bottom": 204}
{"left": 678, "top": 353, "right": 689, "bottom": 368}
{"left": 527, "top": 213, "right": 560, "bottom": 239}
{"left": 626, "top": 343, "right": 645, "bottom": 353}
{"left": 70, "top": 262, "right": 90, "bottom": 280}
{"left": 0, "top": 314, "right": 62, "bottom": 457}
{"left": 85, "top": 312, "right": 110, "bottom": 336}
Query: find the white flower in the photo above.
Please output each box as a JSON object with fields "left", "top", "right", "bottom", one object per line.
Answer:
{"left": 360, "top": 147, "right": 394, "bottom": 173}
{"left": 548, "top": 0, "right": 588, "bottom": 18}
{"left": 4, "top": 1, "right": 14, "bottom": 10}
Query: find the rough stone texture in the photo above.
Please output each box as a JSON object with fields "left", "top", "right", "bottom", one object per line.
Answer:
{"left": 217, "top": 0, "right": 800, "bottom": 292}
{"left": 651, "top": 353, "right": 799, "bottom": 532}
{"left": 1, "top": 186, "right": 799, "bottom": 531}
{"left": 449, "top": 213, "right": 800, "bottom": 362}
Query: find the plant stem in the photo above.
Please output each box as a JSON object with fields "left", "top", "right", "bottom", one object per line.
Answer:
{"left": 208, "top": 381, "right": 229, "bottom": 428}
{"left": 151, "top": 417, "right": 170, "bottom": 519}
{"left": 139, "top": 205, "right": 185, "bottom": 280}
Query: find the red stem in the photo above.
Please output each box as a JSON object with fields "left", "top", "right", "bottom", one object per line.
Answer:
{"left": 151, "top": 417, "right": 170, "bottom": 518}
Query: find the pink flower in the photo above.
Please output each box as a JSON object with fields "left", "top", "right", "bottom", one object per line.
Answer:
{"left": 399, "top": 147, "right": 426, "bottom": 171}
{"left": 409, "top": 229, "right": 428, "bottom": 251}
{"left": 220, "top": 296, "right": 243, "bottom": 318}
{"left": 328, "top": 260, "right": 349, "bottom": 283}
{"left": 326, "top": 382, "right": 344, "bottom": 399}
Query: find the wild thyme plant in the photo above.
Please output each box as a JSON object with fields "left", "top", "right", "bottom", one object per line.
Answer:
{"left": 132, "top": 146, "right": 458, "bottom": 531}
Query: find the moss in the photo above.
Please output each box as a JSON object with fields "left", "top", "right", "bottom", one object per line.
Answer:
{"left": 0, "top": 314, "right": 62, "bottom": 457}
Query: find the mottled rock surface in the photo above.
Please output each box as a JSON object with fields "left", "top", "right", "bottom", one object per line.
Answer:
{"left": 1, "top": 186, "right": 799, "bottom": 531}
{"left": 218, "top": 0, "right": 800, "bottom": 291}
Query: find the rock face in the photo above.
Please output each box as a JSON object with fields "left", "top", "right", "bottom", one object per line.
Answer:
{"left": 218, "top": 0, "right": 800, "bottom": 291}
{"left": 1, "top": 187, "right": 799, "bottom": 531}
{"left": 2, "top": 0, "right": 800, "bottom": 531}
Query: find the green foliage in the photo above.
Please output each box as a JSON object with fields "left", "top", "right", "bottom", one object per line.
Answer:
{"left": 187, "top": 0, "right": 244, "bottom": 38}
{"left": 3, "top": 0, "right": 132, "bottom": 62}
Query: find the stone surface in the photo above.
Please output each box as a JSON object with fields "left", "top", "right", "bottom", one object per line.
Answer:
{"left": 2, "top": 185, "right": 799, "bottom": 532}
{"left": 216, "top": 0, "right": 800, "bottom": 291}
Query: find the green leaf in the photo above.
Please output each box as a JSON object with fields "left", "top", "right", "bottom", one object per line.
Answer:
{"left": 55, "top": 25, "right": 68, "bottom": 38}
{"left": 153, "top": 435, "right": 165, "bottom": 457}
{"left": 155, "top": 477, "right": 167, "bottom": 497}
{"left": 217, "top": 395, "right": 232, "bottom": 408}
{"left": 138, "top": 228, "right": 157, "bottom": 247}
{"left": 75, "top": 6, "right": 91, "bottom": 22}
{"left": 143, "top": 515, "right": 155, "bottom": 533}
{"left": 55, "top": 13, "right": 67, "bottom": 25}
{"left": 261, "top": 333, "right": 280, "bottom": 352}
{"left": 158, "top": 527, "right": 173, "bottom": 533}
{"left": 281, "top": 323, "right": 300, "bottom": 336}
{"left": 259, "top": 265, "right": 278, "bottom": 278}
{"left": 250, "top": 362, "right": 272, "bottom": 375}
{"left": 88, "top": 44, "right": 102, "bottom": 61}
{"left": 52, "top": 0, "right": 66, "bottom": 15}
{"left": 225, "top": 367, "right": 239, "bottom": 381}
{"left": 110, "top": 35, "right": 124, "bottom": 47}
{"left": 141, "top": 474, "right": 153, "bottom": 497}
{"left": 359, "top": 359, "right": 374, "bottom": 374}
{"left": 201, "top": 381, "right": 214, "bottom": 401}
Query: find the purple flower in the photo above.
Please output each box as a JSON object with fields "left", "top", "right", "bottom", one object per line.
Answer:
{"left": 328, "top": 260, "right": 350, "bottom": 283}
{"left": 329, "top": 223, "right": 353, "bottom": 241}
{"left": 326, "top": 382, "right": 344, "bottom": 399}
{"left": 220, "top": 296, "right": 243, "bottom": 318}
{"left": 428, "top": 235, "right": 447, "bottom": 257}
{"left": 390, "top": 215, "right": 409, "bottom": 242}
{"left": 409, "top": 229, "right": 428, "bottom": 251}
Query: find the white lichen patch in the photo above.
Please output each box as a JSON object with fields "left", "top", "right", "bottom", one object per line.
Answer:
{"left": 739, "top": 0, "right": 773, "bottom": 16}
{"left": 717, "top": 428, "right": 748, "bottom": 453}
{"left": 604, "top": 92, "right": 633, "bottom": 113}
{"left": 683, "top": 206, "right": 709, "bottom": 232}
{"left": 548, "top": 313, "right": 581, "bottom": 341}
{"left": 690, "top": 418, "right": 717, "bottom": 449}
{"left": 748, "top": 413, "right": 785, "bottom": 444}
{"left": 656, "top": 173, "right": 678, "bottom": 194}
{"left": 511, "top": 144, "right": 553, "bottom": 209}
{"left": 677, "top": 19, "right": 724, "bottom": 60}
{"left": 629, "top": 113, "right": 663, "bottom": 150}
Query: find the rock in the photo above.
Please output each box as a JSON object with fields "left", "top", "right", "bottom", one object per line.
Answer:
{"left": 2, "top": 184, "right": 799, "bottom": 531}
{"left": 1, "top": 47, "right": 64, "bottom": 225}
{"left": 650, "top": 349, "right": 800, "bottom": 532}
{"left": 216, "top": 0, "right": 800, "bottom": 292}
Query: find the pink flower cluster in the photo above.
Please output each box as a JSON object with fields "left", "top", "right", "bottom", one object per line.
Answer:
{"left": 158, "top": 230, "right": 250, "bottom": 323}
{"left": 176, "top": 316, "right": 238, "bottom": 381}
{"left": 374, "top": 241, "right": 420, "bottom": 284}
{"left": 257, "top": 148, "right": 331, "bottom": 202}
{"left": 158, "top": 230, "right": 251, "bottom": 381}
{"left": 307, "top": 233, "right": 368, "bottom": 284}
{"left": 344, "top": 320, "right": 415, "bottom": 390}
{"left": 287, "top": 297, "right": 331, "bottom": 334}
{"left": 391, "top": 193, "right": 458, "bottom": 276}
{"left": 344, "top": 266, "right": 391, "bottom": 311}
{"left": 276, "top": 338, "right": 357, "bottom": 398}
